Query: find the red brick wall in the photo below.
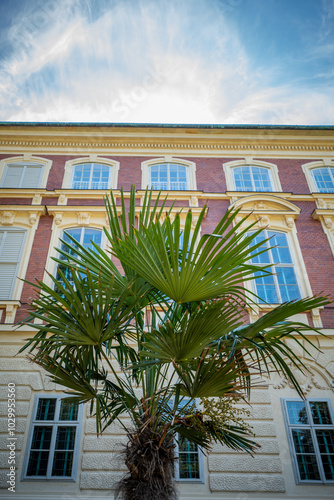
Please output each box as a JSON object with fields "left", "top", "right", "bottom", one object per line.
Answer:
{"left": 17, "top": 215, "right": 53, "bottom": 321}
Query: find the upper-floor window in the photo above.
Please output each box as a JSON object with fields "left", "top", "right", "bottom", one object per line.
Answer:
{"left": 23, "top": 396, "right": 82, "bottom": 480}
{"left": 250, "top": 230, "right": 301, "bottom": 304}
{"left": 223, "top": 159, "right": 282, "bottom": 192}
{"left": 311, "top": 167, "right": 334, "bottom": 193}
{"left": 232, "top": 165, "right": 273, "bottom": 192}
{"left": 56, "top": 227, "right": 102, "bottom": 286}
{"left": 62, "top": 157, "right": 119, "bottom": 190}
{"left": 0, "top": 163, "right": 44, "bottom": 188}
{"left": 282, "top": 398, "right": 334, "bottom": 483}
{"left": 71, "top": 163, "right": 112, "bottom": 190}
{"left": 0, "top": 228, "right": 26, "bottom": 300}
{"left": 149, "top": 163, "right": 188, "bottom": 190}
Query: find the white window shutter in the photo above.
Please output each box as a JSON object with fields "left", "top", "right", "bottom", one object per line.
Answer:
{"left": 0, "top": 230, "right": 26, "bottom": 299}
{"left": 23, "top": 165, "right": 43, "bottom": 188}
{"left": 2, "top": 166, "right": 24, "bottom": 188}
{"left": 0, "top": 231, "right": 26, "bottom": 261}
{"left": 0, "top": 264, "right": 18, "bottom": 299}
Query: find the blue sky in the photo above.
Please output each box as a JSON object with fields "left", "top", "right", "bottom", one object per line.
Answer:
{"left": 0, "top": 0, "right": 333, "bottom": 124}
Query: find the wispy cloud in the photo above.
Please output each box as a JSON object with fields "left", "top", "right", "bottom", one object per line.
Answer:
{"left": 0, "top": 0, "right": 333, "bottom": 124}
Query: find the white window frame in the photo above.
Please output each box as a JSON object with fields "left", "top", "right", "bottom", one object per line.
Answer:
{"left": 0, "top": 228, "right": 27, "bottom": 300}
{"left": 141, "top": 157, "right": 197, "bottom": 191}
{"left": 249, "top": 229, "right": 302, "bottom": 304}
{"left": 282, "top": 398, "right": 334, "bottom": 484}
{"left": 174, "top": 435, "right": 204, "bottom": 483}
{"left": 0, "top": 156, "right": 52, "bottom": 189}
{"left": 70, "top": 163, "right": 112, "bottom": 190}
{"left": 62, "top": 156, "right": 119, "bottom": 190}
{"left": 223, "top": 159, "right": 282, "bottom": 192}
{"left": 302, "top": 159, "right": 334, "bottom": 193}
{"left": 311, "top": 167, "right": 334, "bottom": 193}
{"left": 23, "top": 395, "right": 83, "bottom": 481}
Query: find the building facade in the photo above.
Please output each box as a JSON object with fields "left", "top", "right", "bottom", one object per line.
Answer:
{"left": 0, "top": 122, "right": 334, "bottom": 499}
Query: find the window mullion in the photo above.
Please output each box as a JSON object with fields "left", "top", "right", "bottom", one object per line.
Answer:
{"left": 89, "top": 164, "right": 94, "bottom": 189}
{"left": 250, "top": 168, "right": 256, "bottom": 191}
{"left": 268, "top": 245, "right": 282, "bottom": 303}
{"left": 167, "top": 164, "right": 170, "bottom": 190}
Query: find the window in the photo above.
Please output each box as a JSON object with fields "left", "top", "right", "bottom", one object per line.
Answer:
{"left": 71, "top": 163, "right": 112, "bottom": 190}
{"left": 232, "top": 165, "right": 273, "bottom": 192}
{"left": 174, "top": 437, "right": 203, "bottom": 481}
{"left": 56, "top": 227, "right": 102, "bottom": 286}
{"left": 283, "top": 399, "right": 334, "bottom": 483}
{"left": 24, "top": 396, "right": 82, "bottom": 479}
{"left": 0, "top": 229, "right": 26, "bottom": 299}
{"left": 311, "top": 167, "right": 334, "bottom": 193}
{"left": 223, "top": 159, "right": 282, "bottom": 192}
{"left": 250, "top": 230, "right": 301, "bottom": 303}
{"left": 149, "top": 163, "right": 188, "bottom": 190}
{"left": 0, "top": 163, "right": 44, "bottom": 188}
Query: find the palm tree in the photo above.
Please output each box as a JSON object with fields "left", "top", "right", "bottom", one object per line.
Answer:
{"left": 21, "top": 186, "right": 329, "bottom": 500}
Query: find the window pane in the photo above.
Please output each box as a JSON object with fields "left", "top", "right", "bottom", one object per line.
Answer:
{"left": 316, "top": 430, "right": 334, "bottom": 480}
{"left": 52, "top": 451, "right": 74, "bottom": 477}
{"left": 292, "top": 429, "right": 316, "bottom": 454}
{"left": 287, "top": 401, "right": 308, "bottom": 424}
{"left": 277, "top": 267, "right": 300, "bottom": 302}
{"left": 54, "top": 427, "right": 76, "bottom": 450}
{"left": 31, "top": 426, "right": 53, "bottom": 450}
{"left": 59, "top": 401, "right": 79, "bottom": 421}
{"left": 250, "top": 234, "right": 270, "bottom": 264}
{"left": 296, "top": 453, "right": 321, "bottom": 481}
{"left": 251, "top": 166, "right": 272, "bottom": 192}
{"left": 310, "top": 402, "right": 332, "bottom": 425}
{"left": 36, "top": 399, "right": 56, "bottom": 420}
{"left": 254, "top": 271, "right": 278, "bottom": 303}
{"left": 27, "top": 451, "right": 50, "bottom": 476}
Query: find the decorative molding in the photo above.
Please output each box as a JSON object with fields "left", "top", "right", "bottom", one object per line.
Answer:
{"left": 32, "top": 194, "right": 42, "bottom": 205}
{"left": 311, "top": 308, "right": 323, "bottom": 328}
{"left": 1, "top": 139, "right": 334, "bottom": 153}
{"left": 1, "top": 211, "right": 15, "bottom": 225}
{"left": 285, "top": 216, "right": 295, "bottom": 228}
{"left": 28, "top": 212, "right": 38, "bottom": 226}
{"left": 256, "top": 214, "right": 270, "bottom": 228}
{"left": 58, "top": 194, "right": 67, "bottom": 206}
{"left": 77, "top": 212, "right": 91, "bottom": 226}
{"left": 54, "top": 212, "right": 63, "bottom": 225}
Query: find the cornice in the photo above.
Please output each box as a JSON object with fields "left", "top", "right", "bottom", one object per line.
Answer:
{"left": 0, "top": 125, "right": 334, "bottom": 156}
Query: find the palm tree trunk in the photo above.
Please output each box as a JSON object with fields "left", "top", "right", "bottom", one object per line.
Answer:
{"left": 115, "top": 423, "right": 178, "bottom": 500}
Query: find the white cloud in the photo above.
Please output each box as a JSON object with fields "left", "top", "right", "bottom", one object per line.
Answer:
{"left": 1, "top": 0, "right": 334, "bottom": 125}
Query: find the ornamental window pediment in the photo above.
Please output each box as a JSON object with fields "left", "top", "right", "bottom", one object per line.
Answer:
{"left": 230, "top": 194, "right": 300, "bottom": 229}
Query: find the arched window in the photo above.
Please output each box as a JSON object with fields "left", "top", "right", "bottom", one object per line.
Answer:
{"left": 223, "top": 159, "right": 281, "bottom": 192}
{"left": 311, "top": 167, "right": 334, "bottom": 193}
{"left": 149, "top": 163, "right": 188, "bottom": 190}
{"left": 232, "top": 165, "right": 273, "bottom": 192}
{"left": 0, "top": 228, "right": 27, "bottom": 299}
{"left": 71, "top": 163, "right": 112, "bottom": 190}
{"left": 249, "top": 230, "right": 301, "bottom": 304}
{"left": 56, "top": 227, "right": 102, "bottom": 285}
